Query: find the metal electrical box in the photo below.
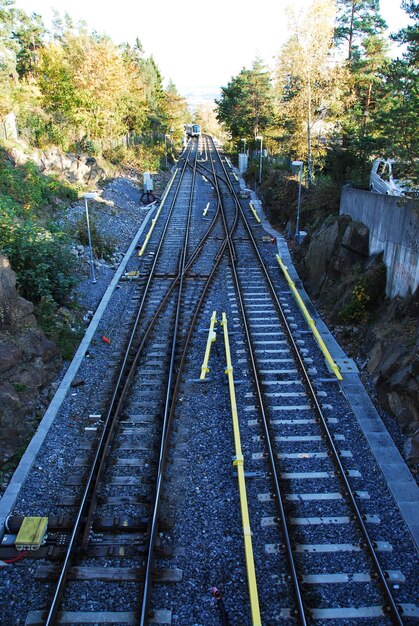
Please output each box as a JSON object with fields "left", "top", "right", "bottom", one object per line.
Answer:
{"left": 143, "top": 172, "right": 153, "bottom": 192}
{"left": 239, "top": 153, "right": 248, "bottom": 174}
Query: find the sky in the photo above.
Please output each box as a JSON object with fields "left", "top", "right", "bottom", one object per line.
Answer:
{"left": 13, "top": 0, "right": 411, "bottom": 103}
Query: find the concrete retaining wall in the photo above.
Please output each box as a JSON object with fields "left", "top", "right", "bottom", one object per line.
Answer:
{"left": 340, "top": 187, "right": 419, "bottom": 298}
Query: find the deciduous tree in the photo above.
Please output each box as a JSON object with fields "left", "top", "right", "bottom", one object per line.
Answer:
{"left": 275, "top": 0, "right": 339, "bottom": 185}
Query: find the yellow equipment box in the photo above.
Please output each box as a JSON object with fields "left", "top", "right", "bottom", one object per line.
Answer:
{"left": 15, "top": 517, "right": 48, "bottom": 551}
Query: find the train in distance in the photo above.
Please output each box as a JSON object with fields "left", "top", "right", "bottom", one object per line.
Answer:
{"left": 185, "top": 123, "right": 201, "bottom": 138}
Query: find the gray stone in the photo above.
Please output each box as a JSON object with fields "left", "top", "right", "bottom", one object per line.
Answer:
{"left": 0, "top": 341, "right": 23, "bottom": 374}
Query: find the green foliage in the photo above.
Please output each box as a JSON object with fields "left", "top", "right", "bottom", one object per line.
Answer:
{"left": 340, "top": 281, "right": 371, "bottom": 322}
{"left": 334, "top": 0, "right": 386, "bottom": 61}
{"left": 216, "top": 58, "right": 274, "bottom": 142}
{"left": 0, "top": 206, "right": 76, "bottom": 303}
{"left": 255, "top": 160, "right": 341, "bottom": 230}
{"left": 102, "top": 145, "right": 127, "bottom": 165}
{"left": 0, "top": 147, "right": 77, "bottom": 213}
{"left": 75, "top": 135, "right": 97, "bottom": 156}
{"left": 75, "top": 214, "right": 115, "bottom": 260}
{"left": 12, "top": 11, "right": 45, "bottom": 79}
{"left": 0, "top": 4, "right": 187, "bottom": 151}
{"left": 339, "top": 260, "right": 386, "bottom": 323}
{"left": 372, "top": 5, "right": 419, "bottom": 182}
{"left": 301, "top": 175, "right": 341, "bottom": 226}
{"left": 13, "top": 382, "right": 28, "bottom": 392}
{"left": 36, "top": 295, "right": 84, "bottom": 359}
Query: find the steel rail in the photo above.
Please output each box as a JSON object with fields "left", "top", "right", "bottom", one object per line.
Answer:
{"left": 207, "top": 137, "right": 404, "bottom": 626}
{"left": 204, "top": 143, "right": 308, "bottom": 625}
{"left": 138, "top": 136, "right": 240, "bottom": 624}
{"left": 43, "top": 142, "right": 198, "bottom": 626}
{"left": 138, "top": 146, "right": 198, "bottom": 624}
{"left": 77, "top": 145, "right": 197, "bottom": 548}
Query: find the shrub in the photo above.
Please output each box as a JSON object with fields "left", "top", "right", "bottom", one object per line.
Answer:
{"left": 13, "top": 383, "right": 28, "bottom": 393}
{"left": 0, "top": 147, "right": 77, "bottom": 214}
{"left": 0, "top": 206, "right": 76, "bottom": 304}
{"left": 340, "top": 281, "right": 371, "bottom": 323}
{"left": 75, "top": 214, "right": 116, "bottom": 260}
{"left": 36, "top": 295, "right": 84, "bottom": 359}
{"left": 339, "top": 260, "right": 386, "bottom": 324}
{"left": 102, "top": 145, "right": 127, "bottom": 164}
{"left": 75, "top": 136, "right": 98, "bottom": 156}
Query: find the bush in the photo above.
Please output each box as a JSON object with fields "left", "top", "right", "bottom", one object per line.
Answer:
{"left": 36, "top": 295, "right": 84, "bottom": 359}
{"left": 339, "top": 260, "right": 387, "bottom": 324}
{"left": 75, "top": 214, "right": 116, "bottom": 260}
{"left": 0, "top": 206, "right": 76, "bottom": 304}
{"left": 75, "top": 136, "right": 98, "bottom": 156}
{"left": 0, "top": 147, "right": 77, "bottom": 214}
{"left": 340, "top": 281, "right": 371, "bottom": 323}
{"left": 102, "top": 145, "right": 127, "bottom": 165}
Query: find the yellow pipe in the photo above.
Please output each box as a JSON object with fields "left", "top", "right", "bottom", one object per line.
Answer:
{"left": 138, "top": 170, "right": 178, "bottom": 256}
{"left": 249, "top": 202, "right": 261, "bottom": 223}
{"left": 221, "top": 313, "right": 262, "bottom": 626}
{"left": 200, "top": 310, "right": 217, "bottom": 380}
{"left": 276, "top": 255, "right": 343, "bottom": 380}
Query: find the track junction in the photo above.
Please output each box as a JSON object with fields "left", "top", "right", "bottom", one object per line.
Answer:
{"left": 0, "top": 136, "right": 418, "bottom": 626}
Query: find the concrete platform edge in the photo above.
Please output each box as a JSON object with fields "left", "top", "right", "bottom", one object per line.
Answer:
{"left": 0, "top": 203, "right": 157, "bottom": 538}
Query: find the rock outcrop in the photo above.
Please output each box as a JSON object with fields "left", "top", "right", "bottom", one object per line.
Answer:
{"left": 0, "top": 256, "right": 62, "bottom": 465}
{"left": 8, "top": 144, "right": 106, "bottom": 185}
{"left": 296, "top": 215, "right": 419, "bottom": 470}
{"left": 297, "top": 214, "right": 372, "bottom": 318}
{"left": 365, "top": 292, "right": 419, "bottom": 466}
{"left": 37, "top": 148, "right": 106, "bottom": 185}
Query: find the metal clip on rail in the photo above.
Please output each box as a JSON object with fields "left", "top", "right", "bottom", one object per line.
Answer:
{"left": 200, "top": 310, "right": 217, "bottom": 381}
{"left": 276, "top": 254, "right": 343, "bottom": 381}
{"left": 221, "top": 312, "right": 262, "bottom": 626}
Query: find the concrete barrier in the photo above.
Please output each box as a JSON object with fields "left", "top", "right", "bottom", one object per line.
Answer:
{"left": 340, "top": 187, "right": 419, "bottom": 298}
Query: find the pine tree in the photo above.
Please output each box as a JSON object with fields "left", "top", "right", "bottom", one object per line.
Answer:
{"left": 334, "top": 0, "right": 386, "bottom": 61}
{"left": 373, "top": 1, "right": 419, "bottom": 179}
{"left": 216, "top": 58, "right": 273, "bottom": 143}
{"left": 12, "top": 12, "right": 45, "bottom": 80}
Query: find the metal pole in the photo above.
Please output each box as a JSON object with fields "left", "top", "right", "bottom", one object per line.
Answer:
{"left": 165, "top": 135, "right": 168, "bottom": 168}
{"left": 84, "top": 197, "right": 97, "bottom": 284}
{"left": 259, "top": 137, "right": 263, "bottom": 184}
{"left": 295, "top": 164, "right": 302, "bottom": 242}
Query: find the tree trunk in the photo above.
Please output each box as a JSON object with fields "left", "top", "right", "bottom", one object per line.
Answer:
{"left": 363, "top": 82, "right": 373, "bottom": 136}
{"left": 307, "top": 75, "right": 313, "bottom": 187}
{"left": 348, "top": 0, "right": 355, "bottom": 61}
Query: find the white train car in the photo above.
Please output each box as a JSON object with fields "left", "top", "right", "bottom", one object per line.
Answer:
{"left": 185, "top": 124, "right": 201, "bottom": 138}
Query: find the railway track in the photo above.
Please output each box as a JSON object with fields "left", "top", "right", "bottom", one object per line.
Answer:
{"left": 0, "top": 136, "right": 418, "bottom": 626}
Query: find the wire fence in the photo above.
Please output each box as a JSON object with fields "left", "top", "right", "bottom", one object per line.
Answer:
{"left": 91, "top": 132, "right": 143, "bottom": 153}
{"left": 0, "top": 115, "right": 162, "bottom": 154}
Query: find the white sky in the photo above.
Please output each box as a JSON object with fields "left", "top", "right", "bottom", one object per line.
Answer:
{"left": 13, "top": 0, "right": 410, "bottom": 101}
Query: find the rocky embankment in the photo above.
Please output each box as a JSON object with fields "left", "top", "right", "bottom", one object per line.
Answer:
{"left": 0, "top": 170, "right": 170, "bottom": 480}
{"left": 296, "top": 214, "right": 419, "bottom": 469}
{"left": 0, "top": 256, "right": 62, "bottom": 466}
{"left": 9, "top": 143, "right": 106, "bottom": 186}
